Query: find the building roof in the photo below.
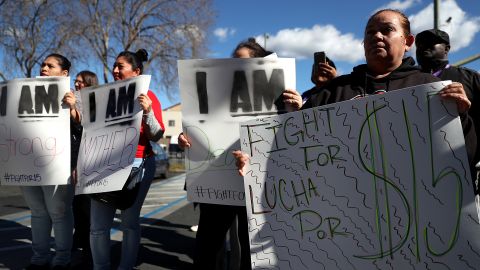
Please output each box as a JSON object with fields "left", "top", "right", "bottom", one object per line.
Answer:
{"left": 163, "top": 102, "right": 182, "bottom": 111}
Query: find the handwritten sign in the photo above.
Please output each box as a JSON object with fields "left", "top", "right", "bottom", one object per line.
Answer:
{"left": 239, "top": 81, "right": 480, "bottom": 269}
{"left": 0, "top": 77, "right": 71, "bottom": 185}
{"left": 178, "top": 58, "right": 295, "bottom": 205}
{"left": 75, "top": 75, "right": 150, "bottom": 194}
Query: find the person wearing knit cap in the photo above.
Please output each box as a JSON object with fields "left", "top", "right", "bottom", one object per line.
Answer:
{"left": 416, "top": 29, "right": 480, "bottom": 180}
{"left": 415, "top": 29, "right": 451, "bottom": 74}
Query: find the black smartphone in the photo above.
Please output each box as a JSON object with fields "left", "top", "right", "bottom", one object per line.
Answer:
{"left": 313, "top": 51, "right": 326, "bottom": 74}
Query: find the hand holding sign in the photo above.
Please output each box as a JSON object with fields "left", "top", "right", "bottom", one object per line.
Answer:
{"left": 63, "top": 91, "right": 80, "bottom": 123}
{"left": 138, "top": 93, "right": 152, "bottom": 113}
{"left": 439, "top": 82, "right": 471, "bottom": 114}
{"left": 178, "top": 132, "right": 191, "bottom": 149}
{"left": 282, "top": 88, "right": 303, "bottom": 112}
{"left": 232, "top": 150, "right": 249, "bottom": 176}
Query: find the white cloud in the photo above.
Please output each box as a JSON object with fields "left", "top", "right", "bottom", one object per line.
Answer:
{"left": 255, "top": 24, "right": 364, "bottom": 64}
{"left": 214, "top": 27, "right": 236, "bottom": 41}
{"left": 409, "top": 0, "right": 480, "bottom": 52}
{"left": 376, "top": 0, "right": 421, "bottom": 12}
{"left": 248, "top": 0, "right": 478, "bottom": 65}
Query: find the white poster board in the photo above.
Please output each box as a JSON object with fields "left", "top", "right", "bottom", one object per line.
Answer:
{"left": 178, "top": 58, "right": 295, "bottom": 205}
{"left": 0, "top": 77, "right": 71, "bottom": 186}
{"left": 75, "top": 75, "right": 150, "bottom": 194}
{"left": 239, "top": 81, "right": 480, "bottom": 269}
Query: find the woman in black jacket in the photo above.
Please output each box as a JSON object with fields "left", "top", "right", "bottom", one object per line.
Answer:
{"left": 302, "top": 8, "right": 476, "bottom": 166}
{"left": 236, "top": 9, "right": 476, "bottom": 180}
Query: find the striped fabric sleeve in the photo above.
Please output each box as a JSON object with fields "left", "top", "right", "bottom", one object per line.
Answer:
{"left": 143, "top": 109, "right": 164, "bottom": 141}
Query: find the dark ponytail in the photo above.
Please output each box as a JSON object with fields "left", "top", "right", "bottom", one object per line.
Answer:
{"left": 135, "top": 49, "right": 148, "bottom": 62}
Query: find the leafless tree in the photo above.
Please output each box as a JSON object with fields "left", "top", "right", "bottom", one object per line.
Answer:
{"left": 72, "top": 0, "right": 215, "bottom": 99}
{"left": 69, "top": 0, "right": 115, "bottom": 84}
{"left": 0, "top": 0, "right": 76, "bottom": 79}
{"left": 0, "top": 0, "right": 214, "bottom": 100}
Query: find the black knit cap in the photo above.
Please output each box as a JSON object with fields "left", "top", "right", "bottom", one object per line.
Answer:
{"left": 415, "top": 29, "right": 450, "bottom": 45}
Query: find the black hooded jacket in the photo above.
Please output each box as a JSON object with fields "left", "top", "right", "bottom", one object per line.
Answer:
{"left": 303, "top": 57, "right": 439, "bottom": 106}
{"left": 303, "top": 57, "right": 477, "bottom": 191}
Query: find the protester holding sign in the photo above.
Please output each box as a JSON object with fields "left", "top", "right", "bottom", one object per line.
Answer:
{"left": 179, "top": 37, "right": 302, "bottom": 270}
{"left": 236, "top": 9, "right": 476, "bottom": 175}
{"left": 233, "top": 9, "right": 477, "bottom": 268}
{"left": 22, "top": 53, "right": 75, "bottom": 270}
{"left": 89, "top": 49, "right": 165, "bottom": 270}
{"left": 179, "top": 38, "right": 265, "bottom": 270}
{"left": 303, "top": 9, "right": 476, "bottom": 165}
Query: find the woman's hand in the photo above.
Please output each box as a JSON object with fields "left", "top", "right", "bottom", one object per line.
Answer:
{"left": 63, "top": 92, "right": 80, "bottom": 123}
{"left": 71, "top": 168, "right": 77, "bottom": 186}
{"left": 63, "top": 92, "right": 76, "bottom": 109}
{"left": 178, "top": 132, "right": 191, "bottom": 149}
{"left": 439, "top": 82, "right": 471, "bottom": 114}
{"left": 138, "top": 93, "right": 152, "bottom": 114}
{"left": 232, "top": 150, "right": 250, "bottom": 176}
{"left": 283, "top": 89, "right": 303, "bottom": 112}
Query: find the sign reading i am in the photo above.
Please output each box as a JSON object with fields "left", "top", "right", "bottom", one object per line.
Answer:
{"left": 0, "top": 77, "right": 71, "bottom": 186}
{"left": 75, "top": 75, "right": 150, "bottom": 194}
{"left": 178, "top": 57, "right": 295, "bottom": 206}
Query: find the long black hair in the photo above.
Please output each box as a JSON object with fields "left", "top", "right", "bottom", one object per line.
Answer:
{"left": 116, "top": 49, "right": 149, "bottom": 74}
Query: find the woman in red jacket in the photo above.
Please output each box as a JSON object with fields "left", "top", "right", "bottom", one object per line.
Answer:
{"left": 89, "top": 49, "right": 165, "bottom": 270}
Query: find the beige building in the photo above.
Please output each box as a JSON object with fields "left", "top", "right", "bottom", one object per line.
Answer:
{"left": 160, "top": 103, "right": 183, "bottom": 146}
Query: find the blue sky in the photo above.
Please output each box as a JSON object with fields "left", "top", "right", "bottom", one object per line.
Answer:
{"left": 160, "top": 0, "right": 480, "bottom": 109}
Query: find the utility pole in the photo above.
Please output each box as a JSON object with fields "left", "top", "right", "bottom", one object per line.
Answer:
{"left": 263, "top": 33, "right": 269, "bottom": 50}
{"left": 432, "top": 0, "right": 480, "bottom": 67}
{"left": 452, "top": 54, "right": 480, "bottom": 67}
{"left": 434, "top": 0, "right": 440, "bottom": 29}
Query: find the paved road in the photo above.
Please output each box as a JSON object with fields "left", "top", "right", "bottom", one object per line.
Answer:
{"left": 0, "top": 173, "right": 200, "bottom": 270}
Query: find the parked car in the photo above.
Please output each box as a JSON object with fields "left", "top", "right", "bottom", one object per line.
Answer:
{"left": 151, "top": 142, "right": 170, "bottom": 179}
{"left": 168, "top": 143, "right": 185, "bottom": 158}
